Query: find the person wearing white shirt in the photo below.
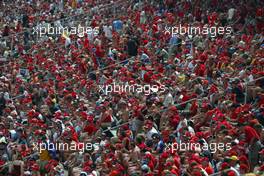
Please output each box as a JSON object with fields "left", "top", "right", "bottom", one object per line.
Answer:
{"left": 103, "top": 25, "right": 112, "bottom": 40}
{"left": 163, "top": 90, "right": 174, "bottom": 107}
{"left": 228, "top": 8, "right": 236, "bottom": 20}
{"left": 146, "top": 127, "right": 158, "bottom": 140}
{"left": 176, "top": 118, "right": 188, "bottom": 142}
{"left": 140, "top": 11, "right": 147, "bottom": 24}
{"left": 230, "top": 166, "right": 240, "bottom": 176}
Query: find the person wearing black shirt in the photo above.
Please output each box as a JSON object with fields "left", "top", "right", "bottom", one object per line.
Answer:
{"left": 127, "top": 36, "right": 139, "bottom": 57}
{"left": 231, "top": 79, "right": 245, "bottom": 104}
{"left": 22, "top": 13, "right": 29, "bottom": 28}
{"left": 0, "top": 93, "right": 6, "bottom": 116}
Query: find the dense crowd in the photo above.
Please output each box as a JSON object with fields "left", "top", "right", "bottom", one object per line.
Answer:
{"left": 0, "top": 0, "right": 263, "bottom": 175}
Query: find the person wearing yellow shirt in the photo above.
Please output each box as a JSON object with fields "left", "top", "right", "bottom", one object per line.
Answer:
{"left": 39, "top": 148, "right": 51, "bottom": 161}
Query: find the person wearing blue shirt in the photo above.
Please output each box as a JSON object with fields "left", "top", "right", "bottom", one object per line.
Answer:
{"left": 113, "top": 20, "right": 123, "bottom": 33}
{"left": 168, "top": 35, "right": 179, "bottom": 57}
{"left": 153, "top": 134, "right": 165, "bottom": 153}
{"left": 169, "top": 36, "right": 178, "bottom": 46}
{"left": 140, "top": 52, "right": 150, "bottom": 64}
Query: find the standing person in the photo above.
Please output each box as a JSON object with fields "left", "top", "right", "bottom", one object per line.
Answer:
{"left": 0, "top": 93, "right": 5, "bottom": 116}
{"left": 127, "top": 36, "right": 139, "bottom": 57}
{"left": 23, "top": 30, "right": 30, "bottom": 50}
{"left": 163, "top": 88, "right": 174, "bottom": 108}
{"left": 2, "top": 25, "right": 9, "bottom": 37}
{"left": 22, "top": 12, "right": 29, "bottom": 28}
{"left": 113, "top": 19, "right": 123, "bottom": 33}
{"left": 241, "top": 125, "right": 263, "bottom": 171}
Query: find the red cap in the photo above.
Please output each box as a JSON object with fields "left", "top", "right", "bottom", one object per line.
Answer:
{"left": 239, "top": 164, "right": 249, "bottom": 172}
{"left": 221, "top": 162, "right": 229, "bottom": 170}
